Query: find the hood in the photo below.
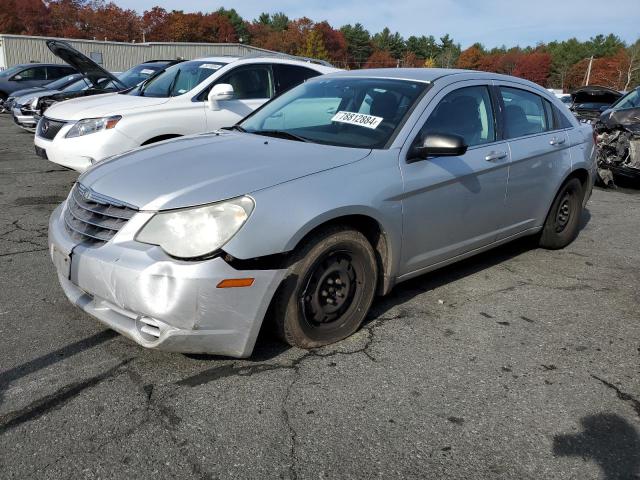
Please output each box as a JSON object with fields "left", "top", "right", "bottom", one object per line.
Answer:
{"left": 598, "top": 107, "right": 640, "bottom": 133}
{"left": 79, "top": 132, "right": 371, "bottom": 210}
{"left": 16, "top": 89, "right": 60, "bottom": 105}
{"left": 9, "top": 86, "right": 46, "bottom": 98}
{"left": 46, "top": 40, "right": 125, "bottom": 90}
{"left": 44, "top": 92, "right": 169, "bottom": 120}
{"left": 571, "top": 85, "right": 622, "bottom": 106}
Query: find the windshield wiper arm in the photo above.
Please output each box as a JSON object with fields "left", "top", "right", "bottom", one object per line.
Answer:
{"left": 221, "top": 125, "right": 246, "bottom": 133}
{"left": 250, "top": 130, "right": 310, "bottom": 142}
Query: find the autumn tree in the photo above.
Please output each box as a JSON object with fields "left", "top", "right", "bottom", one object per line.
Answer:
{"left": 512, "top": 52, "right": 552, "bottom": 86}
{"left": 364, "top": 50, "right": 397, "bottom": 68}
{"left": 457, "top": 43, "right": 485, "bottom": 70}
{"left": 299, "top": 29, "right": 329, "bottom": 60}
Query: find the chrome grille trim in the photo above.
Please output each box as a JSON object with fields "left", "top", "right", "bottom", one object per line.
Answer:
{"left": 63, "top": 183, "right": 138, "bottom": 246}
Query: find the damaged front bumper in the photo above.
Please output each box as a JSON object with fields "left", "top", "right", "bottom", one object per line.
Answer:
{"left": 595, "top": 110, "right": 640, "bottom": 186}
{"left": 48, "top": 203, "right": 286, "bottom": 358}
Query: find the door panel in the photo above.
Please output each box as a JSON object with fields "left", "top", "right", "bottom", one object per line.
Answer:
{"left": 399, "top": 82, "right": 509, "bottom": 275}
{"left": 400, "top": 144, "right": 509, "bottom": 273}
{"left": 495, "top": 83, "right": 573, "bottom": 238}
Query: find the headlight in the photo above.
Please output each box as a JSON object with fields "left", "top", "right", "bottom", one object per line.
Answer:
{"left": 136, "top": 196, "right": 254, "bottom": 259}
{"left": 30, "top": 97, "right": 38, "bottom": 109}
{"left": 65, "top": 115, "right": 122, "bottom": 138}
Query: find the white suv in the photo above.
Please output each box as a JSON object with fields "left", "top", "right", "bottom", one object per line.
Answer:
{"left": 34, "top": 56, "right": 338, "bottom": 171}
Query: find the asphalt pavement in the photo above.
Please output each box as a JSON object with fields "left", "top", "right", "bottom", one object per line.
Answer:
{"left": 0, "top": 115, "right": 639, "bottom": 479}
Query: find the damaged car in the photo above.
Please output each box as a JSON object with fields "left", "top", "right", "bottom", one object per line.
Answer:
{"left": 33, "top": 41, "right": 181, "bottom": 121}
{"left": 11, "top": 74, "right": 86, "bottom": 130}
{"left": 48, "top": 69, "right": 595, "bottom": 357}
{"left": 594, "top": 86, "right": 640, "bottom": 185}
{"left": 569, "top": 85, "right": 622, "bottom": 122}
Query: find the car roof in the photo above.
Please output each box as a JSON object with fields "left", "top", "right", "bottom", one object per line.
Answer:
{"left": 15, "top": 63, "right": 75, "bottom": 68}
{"left": 320, "top": 68, "right": 560, "bottom": 95}
{"left": 190, "top": 55, "right": 337, "bottom": 72}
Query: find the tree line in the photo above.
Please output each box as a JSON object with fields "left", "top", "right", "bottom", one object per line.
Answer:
{"left": 1, "top": 0, "right": 638, "bottom": 91}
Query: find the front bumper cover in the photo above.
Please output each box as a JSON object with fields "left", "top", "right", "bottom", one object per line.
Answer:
{"left": 48, "top": 203, "right": 286, "bottom": 358}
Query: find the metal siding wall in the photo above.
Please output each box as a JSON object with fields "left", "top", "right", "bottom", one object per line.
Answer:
{"left": 0, "top": 35, "right": 279, "bottom": 71}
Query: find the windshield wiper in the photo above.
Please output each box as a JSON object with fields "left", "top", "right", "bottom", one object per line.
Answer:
{"left": 221, "top": 125, "right": 247, "bottom": 133}
{"left": 249, "top": 130, "right": 310, "bottom": 143}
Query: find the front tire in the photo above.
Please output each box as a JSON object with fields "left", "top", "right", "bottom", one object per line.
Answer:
{"left": 539, "top": 178, "right": 584, "bottom": 249}
{"left": 274, "top": 226, "right": 378, "bottom": 349}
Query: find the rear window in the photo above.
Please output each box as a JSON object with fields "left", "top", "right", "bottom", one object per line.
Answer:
{"left": 273, "top": 64, "right": 320, "bottom": 95}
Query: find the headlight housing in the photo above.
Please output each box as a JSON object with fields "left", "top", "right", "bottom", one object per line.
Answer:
{"left": 65, "top": 115, "right": 122, "bottom": 138}
{"left": 136, "top": 196, "right": 254, "bottom": 259}
{"left": 29, "top": 97, "right": 38, "bottom": 109}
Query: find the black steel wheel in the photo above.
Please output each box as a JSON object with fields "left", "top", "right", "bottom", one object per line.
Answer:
{"left": 539, "top": 177, "right": 584, "bottom": 249}
{"left": 273, "top": 226, "right": 378, "bottom": 348}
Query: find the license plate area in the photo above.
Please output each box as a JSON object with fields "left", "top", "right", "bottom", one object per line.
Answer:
{"left": 51, "top": 244, "right": 71, "bottom": 279}
{"left": 35, "top": 145, "right": 48, "bottom": 159}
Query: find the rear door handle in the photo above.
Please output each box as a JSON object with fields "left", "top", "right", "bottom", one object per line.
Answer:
{"left": 550, "top": 137, "right": 566, "bottom": 146}
{"left": 485, "top": 151, "right": 508, "bottom": 162}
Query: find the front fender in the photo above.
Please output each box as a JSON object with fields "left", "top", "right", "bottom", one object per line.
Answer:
{"left": 223, "top": 151, "right": 404, "bottom": 281}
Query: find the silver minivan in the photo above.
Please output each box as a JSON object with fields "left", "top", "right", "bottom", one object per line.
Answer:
{"left": 48, "top": 68, "right": 596, "bottom": 357}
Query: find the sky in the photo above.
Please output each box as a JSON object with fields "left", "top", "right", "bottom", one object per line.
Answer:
{"left": 116, "top": 0, "right": 639, "bottom": 48}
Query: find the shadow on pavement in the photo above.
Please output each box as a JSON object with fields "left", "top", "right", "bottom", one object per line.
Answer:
{"left": 553, "top": 413, "right": 640, "bottom": 480}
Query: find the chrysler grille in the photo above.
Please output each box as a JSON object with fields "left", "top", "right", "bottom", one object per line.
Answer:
{"left": 63, "top": 183, "right": 138, "bottom": 246}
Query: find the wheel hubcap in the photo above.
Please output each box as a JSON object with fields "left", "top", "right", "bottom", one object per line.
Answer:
{"left": 555, "top": 193, "right": 573, "bottom": 232}
{"left": 301, "top": 252, "right": 357, "bottom": 326}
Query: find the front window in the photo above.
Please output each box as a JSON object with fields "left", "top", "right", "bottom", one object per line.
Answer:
{"left": 15, "top": 67, "right": 47, "bottom": 81}
{"left": 239, "top": 77, "right": 428, "bottom": 149}
{"left": 611, "top": 89, "right": 640, "bottom": 111}
{"left": 129, "top": 61, "right": 226, "bottom": 98}
{"left": 420, "top": 86, "right": 496, "bottom": 147}
{"left": 0, "top": 65, "right": 24, "bottom": 78}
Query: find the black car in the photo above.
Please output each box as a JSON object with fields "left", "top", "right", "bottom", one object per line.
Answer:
{"left": 2, "top": 73, "right": 83, "bottom": 114}
{"left": 0, "top": 63, "right": 77, "bottom": 105}
{"left": 569, "top": 85, "right": 623, "bottom": 122}
{"left": 33, "top": 40, "right": 182, "bottom": 117}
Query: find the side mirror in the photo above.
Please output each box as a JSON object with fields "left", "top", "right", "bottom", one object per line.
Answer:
{"left": 207, "top": 83, "right": 234, "bottom": 111}
{"left": 13, "top": 74, "right": 23, "bottom": 81}
{"left": 408, "top": 133, "right": 468, "bottom": 162}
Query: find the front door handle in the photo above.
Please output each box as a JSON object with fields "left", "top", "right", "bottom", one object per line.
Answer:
{"left": 485, "top": 151, "right": 508, "bottom": 162}
{"left": 550, "top": 137, "right": 566, "bottom": 146}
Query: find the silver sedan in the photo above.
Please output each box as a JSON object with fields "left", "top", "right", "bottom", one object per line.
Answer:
{"left": 48, "top": 68, "right": 596, "bottom": 357}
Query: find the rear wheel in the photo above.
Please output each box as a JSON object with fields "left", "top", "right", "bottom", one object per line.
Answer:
{"left": 274, "top": 227, "right": 377, "bottom": 349}
{"left": 539, "top": 178, "right": 584, "bottom": 249}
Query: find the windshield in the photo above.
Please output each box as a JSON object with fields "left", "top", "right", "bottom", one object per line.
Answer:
{"left": 62, "top": 78, "right": 92, "bottom": 93}
{"left": 611, "top": 89, "right": 640, "bottom": 110}
{"left": 114, "top": 63, "right": 165, "bottom": 88}
{"left": 129, "top": 61, "right": 226, "bottom": 98}
{"left": 44, "top": 75, "right": 78, "bottom": 90}
{"left": 240, "top": 77, "right": 428, "bottom": 149}
{"left": 0, "top": 65, "right": 24, "bottom": 78}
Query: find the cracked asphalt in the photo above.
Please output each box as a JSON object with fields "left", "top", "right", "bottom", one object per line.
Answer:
{"left": 1, "top": 114, "right": 640, "bottom": 479}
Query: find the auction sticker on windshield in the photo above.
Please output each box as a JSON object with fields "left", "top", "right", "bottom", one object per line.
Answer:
{"left": 331, "top": 111, "right": 383, "bottom": 129}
